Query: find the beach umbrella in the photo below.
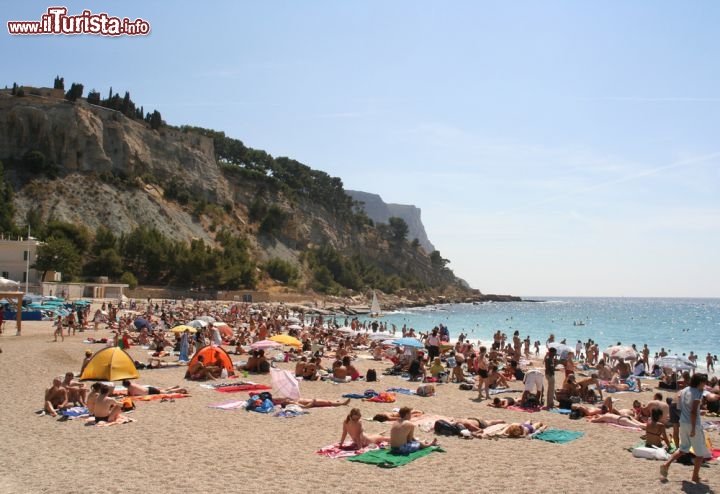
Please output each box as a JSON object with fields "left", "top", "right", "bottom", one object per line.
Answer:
{"left": 368, "top": 332, "right": 397, "bottom": 341}
{"left": 547, "top": 342, "right": 573, "bottom": 359}
{"left": 198, "top": 315, "right": 216, "bottom": 323}
{"left": 170, "top": 324, "right": 197, "bottom": 334}
{"left": 188, "top": 319, "right": 208, "bottom": 329}
{"left": 655, "top": 355, "right": 696, "bottom": 371}
{"left": 0, "top": 277, "right": 19, "bottom": 289}
{"left": 288, "top": 324, "right": 304, "bottom": 331}
{"left": 269, "top": 334, "right": 302, "bottom": 348}
{"left": 286, "top": 316, "right": 301, "bottom": 324}
{"left": 270, "top": 367, "right": 301, "bottom": 400}
{"left": 217, "top": 325, "right": 233, "bottom": 338}
{"left": 604, "top": 345, "right": 638, "bottom": 361}
{"left": 390, "top": 337, "right": 424, "bottom": 349}
{"left": 250, "top": 339, "right": 282, "bottom": 350}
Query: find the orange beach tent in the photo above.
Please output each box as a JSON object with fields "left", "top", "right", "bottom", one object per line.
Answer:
{"left": 185, "top": 345, "right": 235, "bottom": 378}
{"left": 80, "top": 347, "right": 139, "bottom": 381}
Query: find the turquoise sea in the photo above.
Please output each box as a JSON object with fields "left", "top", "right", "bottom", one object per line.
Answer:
{"left": 357, "top": 297, "right": 720, "bottom": 371}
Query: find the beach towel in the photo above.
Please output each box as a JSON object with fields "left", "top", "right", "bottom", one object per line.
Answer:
{"left": 274, "top": 408, "right": 309, "bottom": 418}
{"left": 131, "top": 393, "right": 189, "bottom": 401}
{"left": 489, "top": 387, "right": 522, "bottom": 395}
{"left": 532, "top": 429, "right": 584, "bottom": 444}
{"left": 208, "top": 400, "right": 247, "bottom": 410}
{"left": 548, "top": 408, "right": 572, "bottom": 415}
{"left": 215, "top": 384, "right": 272, "bottom": 393}
{"left": 626, "top": 440, "right": 676, "bottom": 454}
{"left": 316, "top": 443, "right": 382, "bottom": 459}
{"left": 385, "top": 387, "right": 415, "bottom": 395}
{"left": 365, "top": 392, "right": 396, "bottom": 403}
{"left": 507, "top": 405, "right": 541, "bottom": 413}
{"left": 343, "top": 390, "right": 378, "bottom": 400}
{"left": 84, "top": 415, "right": 135, "bottom": 427}
{"left": 59, "top": 406, "right": 90, "bottom": 419}
{"left": 346, "top": 446, "right": 444, "bottom": 468}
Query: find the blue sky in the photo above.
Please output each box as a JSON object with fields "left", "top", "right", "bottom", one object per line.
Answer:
{"left": 5, "top": 1, "right": 720, "bottom": 297}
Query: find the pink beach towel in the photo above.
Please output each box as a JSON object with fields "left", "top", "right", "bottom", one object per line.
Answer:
{"left": 507, "top": 405, "right": 541, "bottom": 413}
{"left": 316, "top": 443, "right": 386, "bottom": 459}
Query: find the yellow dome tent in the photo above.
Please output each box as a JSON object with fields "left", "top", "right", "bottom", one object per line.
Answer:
{"left": 80, "top": 347, "right": 139, "bottom": 381}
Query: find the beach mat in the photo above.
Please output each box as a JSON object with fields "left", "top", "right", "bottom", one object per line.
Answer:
{"left": 59, "top": 406, "right": 90, "bottom": 419}
{"left": 84, "top": 415, "right": 135, "bottom": 427}
{"left": 532, "top": 429, "right": 584, "bottom": 444}
{"left": 507, "top": 405, "right": 541, "bottom": 413}
{"left": 131, "top": 393, "right": 189, "bottom": 401}
{"left": 347, "top": 445, "right": 444, "bottom": 467}
{"left": 215, "top": 384, "right": 272, "bottom": 393}
{"left": 316, "top": 443, "right": 382, "bottom": 459}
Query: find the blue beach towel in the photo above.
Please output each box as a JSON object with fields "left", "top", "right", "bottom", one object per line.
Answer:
{"left": 386, "top": 387, "right": 415, "bottom": 395}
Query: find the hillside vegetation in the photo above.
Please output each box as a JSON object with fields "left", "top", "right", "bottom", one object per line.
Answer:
{"left": 0, "top": 78, "right": 496, "bottom": 303}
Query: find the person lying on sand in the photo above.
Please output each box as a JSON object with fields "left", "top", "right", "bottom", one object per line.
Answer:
{"left": 338, "top": 408, "right": 390, "bottom": 449}
{"left": 588, "top": 413, "right": 646, "bottom": 429}
{"left": 274, "top": 397, "right": 351, "bottom": 408}
{"left": 372, "top": 409, "right": 426, "bottom": 422}
{"left": 389, "top": 407, "right": 438, "bottom": 454}
{"left": 44, "top": 378, "right": 69, "bottom": 417}
{"left": 433, "top": 416, "right": 506, "bottom": 436}
{"left": 477, "top": 421, "right": 548, "bottom": 439}
{"left": 121, "top": 380, "right": 188, "bottom": 396}
{"left": 571, "top": 396, "right": 616, "bottom": 417}
{"left": 489, "top": 396, "right": 516, "bottom": 408}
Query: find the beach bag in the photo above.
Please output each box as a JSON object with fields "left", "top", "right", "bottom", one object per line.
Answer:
{"left": 366, "top": 369, "right": 377, "bottom": 382}
{"left": 434, "top": 419, "right": 466, "bottom": 436}
{"left": 121, "top": 397, "right": 135, "bottom": 412}
{"left": 632, "top": 446, "right": 669, "bottom": 461}
{"left": 459, "top": 383, "right": 474, "bottom": 391}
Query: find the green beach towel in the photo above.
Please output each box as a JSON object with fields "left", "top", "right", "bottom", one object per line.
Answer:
{"left": 346, "top": 446, "right": 444, "bottom": 468}
{"left": 532, "top": 428, "right": 584, "bottom": 444}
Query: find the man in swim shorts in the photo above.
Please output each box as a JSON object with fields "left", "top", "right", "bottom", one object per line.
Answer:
{"left": 389, "top": 407, "right": 437, "bottom": 454}
{"left": 661, "top": 374, "right": 712, "bottom": 483}
{"left": 121, "top": 380, "right": 187, "bottom": 396}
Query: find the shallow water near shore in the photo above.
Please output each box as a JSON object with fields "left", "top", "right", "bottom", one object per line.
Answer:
{"left": 355, "top": 297, "right": 720, "bottom": 371}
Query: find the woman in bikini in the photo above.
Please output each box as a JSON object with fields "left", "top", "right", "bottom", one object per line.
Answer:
{"left": 588, "top": 413, "right": 646, "bottom": 428}
{"left": 645, "top": 408, "right": 671, "bottom": 449}
{"left": 476, "top": 347, "right": 490, "bottom": 400}
{"left": 338, "top": 408, "right": 389, "bottom": 449}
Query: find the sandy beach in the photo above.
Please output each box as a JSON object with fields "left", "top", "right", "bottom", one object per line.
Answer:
{"left": 1, "top": 317, "right": 718, "bottom": 494}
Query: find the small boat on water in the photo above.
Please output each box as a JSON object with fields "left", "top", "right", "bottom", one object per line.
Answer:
{"left": 573, "top": 320, "right": 586, "bottom": 326}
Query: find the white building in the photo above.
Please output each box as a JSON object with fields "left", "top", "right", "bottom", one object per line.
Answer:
{"left": 0, "top": 235, "right": 42, "bottom": 291}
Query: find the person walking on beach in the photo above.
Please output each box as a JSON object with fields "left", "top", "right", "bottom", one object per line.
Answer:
{"left": 660, "top": 373, "right": 711, "bottom": 483}
{"left": 544, "top": 347, "right": 558, "bottom": 409}
{"left": 53, "top": 315, "right": 64, "bottom": 342}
